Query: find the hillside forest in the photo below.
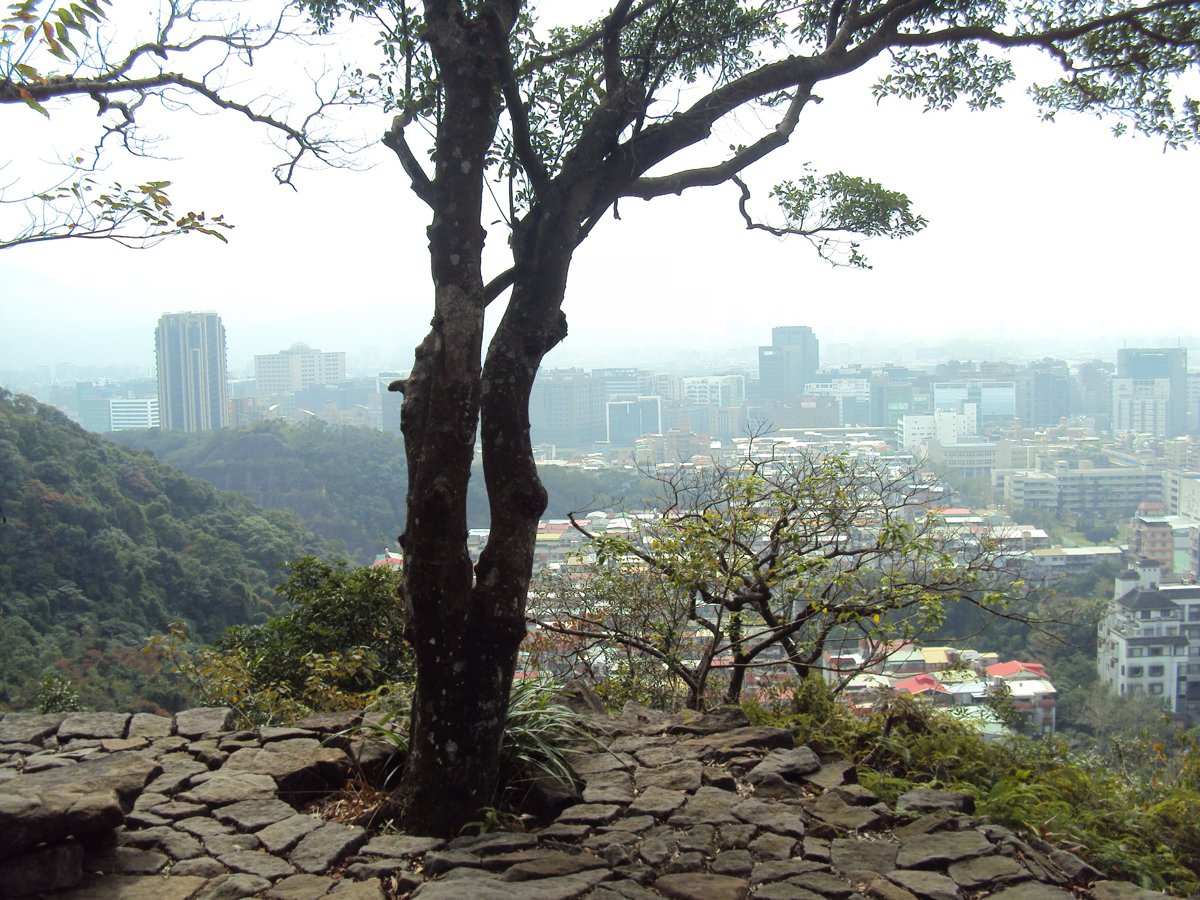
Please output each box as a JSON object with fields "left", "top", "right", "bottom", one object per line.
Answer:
{"left": 0, "top": 390, "right": 647, "bottom": 709}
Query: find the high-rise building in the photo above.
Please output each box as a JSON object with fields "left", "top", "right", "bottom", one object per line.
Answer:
{"left": 155, "top": 311, "right": 229, "bottom": 432}
{"left": 1015, "top": 360, "right": 1071, "bottom": 427}
{"left": 1115, "top": 347, "right": 1187, "bottom": 437}
{"left": 606, "top": 396, "right": 662, "bottom": 447}
{"left": 530, "top": 368, "right": 599, "bottom": 449}
{"left": 758, "top": 326, "right": 819, "bottom": 401}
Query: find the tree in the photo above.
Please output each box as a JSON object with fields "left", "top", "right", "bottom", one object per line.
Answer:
{"left": 0, "top": 0, "right": 346, "bottom": 249}
{"left": 283, "top": 0, "right": 1200, "bottom": 835}
{"left": 531, "top": 449, "right": 1023, "bottom": 709}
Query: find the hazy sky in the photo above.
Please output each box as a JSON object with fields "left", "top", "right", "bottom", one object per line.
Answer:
{"left": 2, "top": 6, "right": 1197, "bottom": 379}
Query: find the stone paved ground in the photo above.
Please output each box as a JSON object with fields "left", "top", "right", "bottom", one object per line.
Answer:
{"left": 0, "top": 705, "right": 1179, "bottom": 899}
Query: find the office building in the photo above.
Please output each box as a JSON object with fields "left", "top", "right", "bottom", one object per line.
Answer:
{"left": 680, "top": 375, "right": 745, "bottom": 407}
{"left": 155, "top": 311, "right": 229, "bottom": 432}
{"left": 606, "top": 396, "right": 662, "bottom": 447}
{"left": 530, "top": 368, "right": 600, "bottom": 449}
{"left": 109, "top": 397, "right": 160, "bottom": 431}
{"left": 255, "top": 342, "right": 347, "bottom": 396}
{"left": 758, "top": 326, "right": 819, "bottom": 401}
{"left": 1115, "top": 347, "right": 1187, "bottom": 437}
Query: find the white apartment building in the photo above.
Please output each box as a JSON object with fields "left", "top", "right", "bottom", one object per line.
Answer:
{"left": 1112, "top": 377, "right": 1172, "bottom": 438}
{"left": 254, "top": 343, "right": 347, "bottom": 396}
{"left": 109, "top": 397, "right": 160, "bottom": 431}
{"left": 680, "top": 375, "right": 745, "bottom": 407}
{"left": 899, "top": 404, "right": 979, "bottom": 453}
{"left": 1097, "top": 561, "right": 1200, "bottom": 719}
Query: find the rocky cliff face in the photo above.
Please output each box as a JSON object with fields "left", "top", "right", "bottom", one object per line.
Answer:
{"left": 0, "top": 705, "right": 1175, "bottom": 899}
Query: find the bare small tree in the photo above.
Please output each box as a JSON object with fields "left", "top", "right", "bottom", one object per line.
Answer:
{"left": 531, "top": 447, "right": 1026, "bottom": 709}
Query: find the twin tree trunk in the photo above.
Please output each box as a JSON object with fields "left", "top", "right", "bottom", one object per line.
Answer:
{"left": 387, "top": 11, "right": 582, "bottom": 835}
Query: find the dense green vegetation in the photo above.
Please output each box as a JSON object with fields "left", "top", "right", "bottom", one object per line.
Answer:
{"left": 112, "top": 421, "right": 653, "bottom": 562}
{"left": 157, "top": 557, "right": 412, "bottom": 724}
{"left": 0, "top": 390, "right": 333, "bottom": 710}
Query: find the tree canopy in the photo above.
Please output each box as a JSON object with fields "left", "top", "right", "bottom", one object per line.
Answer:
{"left": 291, "top": 0, "right": 1200, "bottom": 835}
{"left": 10, "top": 0, "right": 1200, "bottom": 836}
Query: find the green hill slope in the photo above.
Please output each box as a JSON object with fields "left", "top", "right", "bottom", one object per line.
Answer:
{"left": 112, "top": 421, "right": 654, "bottom": 562}
{"left": 0, "top": 389, "right": 332, "bottom": 710}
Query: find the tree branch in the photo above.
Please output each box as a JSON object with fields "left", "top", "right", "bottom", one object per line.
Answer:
{"left": 383, "top": 112, "right": 435, "bottom": 207}
{"left": 624, "top": 88, "right": 815, "bottom": 201}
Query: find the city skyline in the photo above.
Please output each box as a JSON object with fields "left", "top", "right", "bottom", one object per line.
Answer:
{"left": 3, "top": 39, "right": 1199, "bottom": 376}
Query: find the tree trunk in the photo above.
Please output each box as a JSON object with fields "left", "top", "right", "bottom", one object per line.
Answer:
{"left": 392, "top": 4, "right": 514, "bottom": 836}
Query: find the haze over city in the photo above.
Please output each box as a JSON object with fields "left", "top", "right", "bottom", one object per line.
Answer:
{"left": 3, "top": 21, "right": 1198, "bottom": 378}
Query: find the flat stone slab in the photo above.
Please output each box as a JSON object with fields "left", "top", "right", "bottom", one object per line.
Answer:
{"left": 628, "top": 786, "right": 687, "bottom": 818}
{"left": 191, "top": 872, "right": 273, "bottom": 898}
{"left": 258, "top": 815, "right": 326, "bottom": 854}
{"left": 290, "top": 822, "right": 368, "bottom": 874}
{"left": 635, "top": 760, "right": 703, "bottom": 792}
{"left": 831, "top": 837, "right": 899, "bottom": 875}
{"left": 584, "top": 770, "right": 635, "bottom": 804}
{"left": 222, "top": 746, "right": 349, "bottom": 801}
{"left": 215, "top": 798, "right": 299, "bottom": 832}
{"left": 413, "top": 870, "right": 607, "bottom": 898}
{"left": 895, "top": 830, "right": 993, "bottom": 868}
{"left": 178, "top": 772, "right": 279, "bottom": 806}
{"left": 887, "top": 869, "right": 962, "bottom": 900}
{"left": 677, "top": 726, "right": 793, "bottom": 761}
{"left": 263, "top": 873, "right": 337, "bottom": 899}
{"left": 0, "top": 841, "right": 83, "bottom": 895}
{"left": 55, "top": 874, "right": 208, "bottom": 899}
{"left": 360, "top": 833, "right": 445, "bottom": 857}
{"left": 58, "top": 712, "right": 131, "bottom": 741}
{"left": 0, "top": 714, "right": 67, "bottom": 745}
{"left": 220, "top": 849, "right": 298, "bottom": 879}
{"left": 668, "top": 786, "right": 740, "bottom": 826}
{"left": 948, "top": 854, "right": 1030, "bottom": 889}
{"left": 0, "top": 752, "right": 161, "bottom": 855}
{"left": 747, "top": 747, "right": 821, "bottom": 784}
{"left": 731, "top": 798, "right": 806, "bottom": 838}
{"left": 656, "top": 872, "right": 749, "bottom": 900}
{"left": 127, "top": 714, "right": 173, "bottom": 739}
{"left": 557, "top": 803, "right": 623, "bottom": 825}
{"left": 896, "top": 788, "right": 975, "bottom": 817}
{"left": 174, "top": 708, "right": 236, "bottom": 739}
{"left": 500, "top": 849, "right": 608, "bottom": 881}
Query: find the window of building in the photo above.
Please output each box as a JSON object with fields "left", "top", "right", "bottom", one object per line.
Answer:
{"left": 1129, "top": 666, "right": 1144, "bottom": 677}
{"left": 1149, "top": 646, "right": 1163, "bottom": 657}
{"left": 1129, "top": 647, "right": 1145, "bottom": 658}
{"left": 1149, "top": 665, "right": 1164, "bottom": 677}
{"left": 1149, "top": 683, "right": 1164, "bottom": 695}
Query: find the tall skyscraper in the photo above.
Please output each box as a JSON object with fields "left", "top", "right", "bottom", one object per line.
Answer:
{"left": 758, "top": 325, "right": 819, "bottom": 401}
{"left": 1114, "top": 347, "right": 1187, "bottom": 437}
{"left": 155, "top": 311, "right": 229, "bottom": 432}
